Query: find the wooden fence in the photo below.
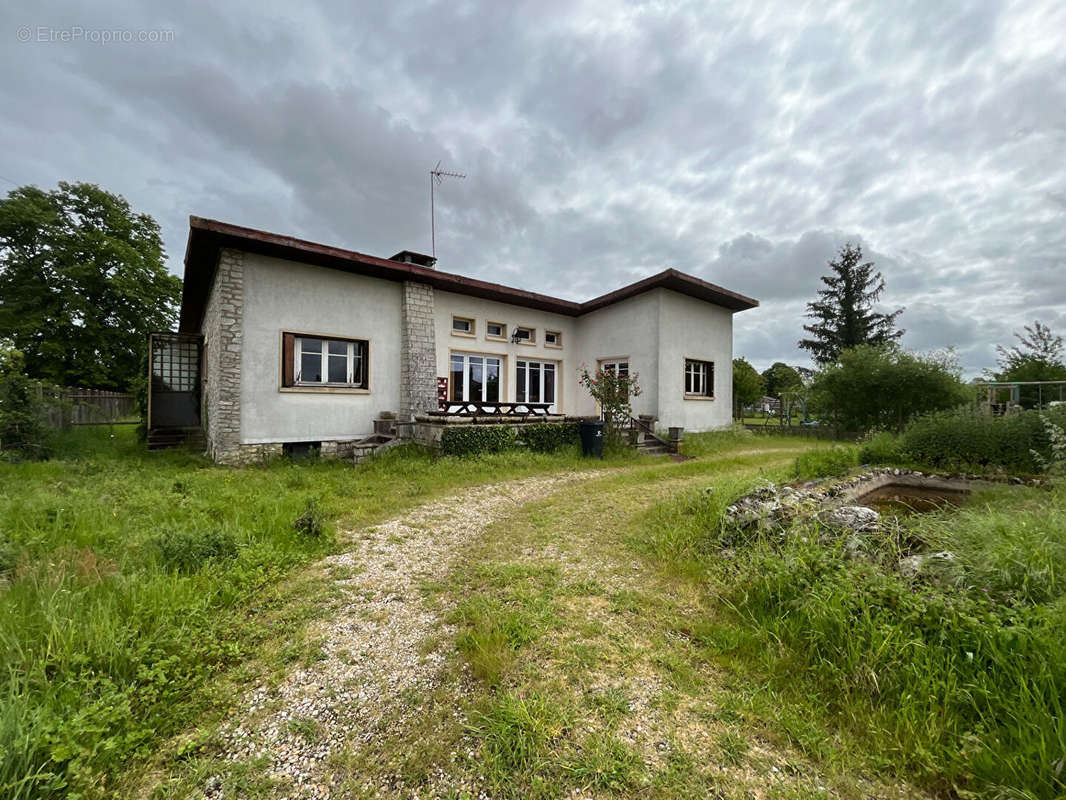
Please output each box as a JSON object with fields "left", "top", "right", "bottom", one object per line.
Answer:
{"left": 41, "top": 386, "right": 137, "bottom": 428}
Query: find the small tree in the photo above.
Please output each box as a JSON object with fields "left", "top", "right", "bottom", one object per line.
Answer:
{"left": 809, "top": 344, "right": 970, "bottom": 433}
{"left": 799, "top": 243, "right": 904, "bottom": 364}
{"left": 732, "top": 358, "right": 763, "bottom": 418}
{"left": 577, "top": 363, "right": 642, "bottom": 439}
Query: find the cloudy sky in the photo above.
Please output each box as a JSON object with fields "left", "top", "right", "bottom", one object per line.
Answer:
{"left": 2, "top": 1, "right": 1064, "bottom": 374}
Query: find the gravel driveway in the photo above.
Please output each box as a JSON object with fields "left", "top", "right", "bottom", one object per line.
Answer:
{"left": 203, "top": 469, "right": 605, "bottom": 799}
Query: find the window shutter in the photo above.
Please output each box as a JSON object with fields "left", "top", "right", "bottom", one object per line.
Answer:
{"left": 282, "top": 333, "right": 295, "bottom": 387}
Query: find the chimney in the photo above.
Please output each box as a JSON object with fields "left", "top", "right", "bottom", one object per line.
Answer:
{"left": 389, "top": 250, "right": 437, "bottom": 269}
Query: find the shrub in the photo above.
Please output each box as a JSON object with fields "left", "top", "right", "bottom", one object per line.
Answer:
{"left": 794, "top": 446, "right": 857, "bottom": 479}
{"left": 521, "top": 422, "right": 579, "bottom": 453}
{"left": 153, "top": 529, "right": 238, "bottom": 573}
{"left": 809, "top": 345, "right": 971, "bottom": 433}
{"left": 440, "top": 425, "right": 517, "bottom": 457}
{"left": 858, "top": 431, "right": 903, "bottom": 464}
{"left": 899, "top": 405, "right": 1066, "bottom": 473}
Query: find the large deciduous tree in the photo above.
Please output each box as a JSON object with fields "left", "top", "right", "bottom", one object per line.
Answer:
{"left": 799, "top": 243, "right": 904, "bottom": 365}
{"left": 760, "top": 361, "right": 802, "bottom": 397}
{"left": 732, "top": 358, "right": 763, "bottom": 418}
{"left": 0, "top": 182, "right": 181, "bottom": 391}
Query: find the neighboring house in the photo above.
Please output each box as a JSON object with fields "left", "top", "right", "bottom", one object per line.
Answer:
{"left": 152, "top": 217, "right": 758, "bottom": 464}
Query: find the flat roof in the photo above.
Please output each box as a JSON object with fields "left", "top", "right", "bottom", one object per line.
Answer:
{"left": 178, "top": 216, "right": 758, "bottom": 332}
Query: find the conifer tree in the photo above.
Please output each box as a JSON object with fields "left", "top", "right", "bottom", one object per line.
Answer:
{"left": 798, "top": 243, "right": 903, "bottom": 364}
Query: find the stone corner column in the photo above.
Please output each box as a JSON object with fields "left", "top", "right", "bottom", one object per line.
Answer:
{"left": 203, "top": 248, "right": 244, "bottom": 463}
{"left": 400, "top": 281, "right": 437, "bottom": 422}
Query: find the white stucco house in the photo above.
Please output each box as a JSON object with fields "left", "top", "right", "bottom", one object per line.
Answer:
{"left": 148, "top": 217, "right": 757, "bottom": 463}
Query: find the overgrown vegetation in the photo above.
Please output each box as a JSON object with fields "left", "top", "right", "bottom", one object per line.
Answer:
{"left": 793, "top": 445, "right": 857, "bottom": 479}
{"left": 809, "top": 344, "right": 971, "bottom": 433}
{"left": 640, "top": 474, "right": 1066, "bottom": 798}
{"left": 0, "top": 342, "right": 54, "bottom": 460}
{"left": 859, "top": 405, "right": 1066, "bottom": 473}
{"left": 0, "top": 426, "right": 614, "bottom": 799}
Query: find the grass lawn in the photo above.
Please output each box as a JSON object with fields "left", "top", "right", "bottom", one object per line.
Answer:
{"left": 9, "top": 425, "right": 1058, "bottom": 799}
{"left": 0, "top": 426, "right": 641, "bottom": 799}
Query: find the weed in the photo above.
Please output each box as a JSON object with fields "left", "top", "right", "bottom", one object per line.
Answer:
{"left": 793, "top": 446, "right": 857, "bottom": 479}
{"left": 292, "top": 497, "right": 326, "bottom": 537}
{"left": 153, "top": 528, "right": 239, "bottom": 573}
{"left": 715, "top": 731, "right": 749, "bottom": 766}
{"left": 286, "top": 716, "right": 321, "bottom": 743}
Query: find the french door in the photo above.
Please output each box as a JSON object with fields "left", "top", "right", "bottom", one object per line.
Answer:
{"left": 515, "top": 359, "right": 557, "bottom": 412}
{"left": 449, "top": 353, "right": 501, "bottom": 403}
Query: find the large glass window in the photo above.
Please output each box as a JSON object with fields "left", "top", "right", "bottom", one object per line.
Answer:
{"left": 450, "top": 353, "right": 501, "bottom": 402}
{"left": 294, "top": 336, "right": 367, "bottom": 388}
{"left": 516, "top": 360, "right": 557, "bottom": 410}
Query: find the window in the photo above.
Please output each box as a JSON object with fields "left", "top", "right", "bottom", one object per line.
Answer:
{"left": 452, "top": 316, "right": 475, "bottom": 336}
{"left": 544, "top": 330, "right": 561, "bottom": 348}
{"left": 450, "top": 353, "right": 501, "bottom": 402}
{"left": 516, "top": 360, "right": 557, "bottom": 410}
{"left": 514, "top": 326, "right": 535, "bottom": 344}
{"left": 486, "top": 321, "right": 506, "bottom": 340}
{"left": 684, "top": 359, "right": 714, "bottom": 397}
{"left": 599, "top": 359, "right": 629, "bottom": 377}
{"left": 282, "top": 333, "right": 368, "bottom": 389}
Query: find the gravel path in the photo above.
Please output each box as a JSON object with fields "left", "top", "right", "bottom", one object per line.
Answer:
{"left": 203, "top": 470, "right": 605, "bottom": 799}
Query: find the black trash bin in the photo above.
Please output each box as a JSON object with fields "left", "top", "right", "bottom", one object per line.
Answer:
{"left": 579, "top": 419, "right": 605, "bottom": 458}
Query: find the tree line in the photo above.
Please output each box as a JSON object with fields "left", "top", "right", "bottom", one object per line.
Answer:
{"left": 733, "top": 243, "right": 1066, "bottom": 433}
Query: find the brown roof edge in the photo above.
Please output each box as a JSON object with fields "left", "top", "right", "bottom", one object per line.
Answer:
{"left": 178, "top": 217, "right": 758, "bottom": 332}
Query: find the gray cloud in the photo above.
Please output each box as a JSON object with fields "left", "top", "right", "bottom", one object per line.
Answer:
{"left": 1, "top": 0, "right": 1063, "bottom": 379}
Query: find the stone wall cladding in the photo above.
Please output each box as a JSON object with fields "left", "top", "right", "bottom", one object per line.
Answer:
{"left": 400, "top": 281, "right": 438, "bottom": 421}
{"left": 201, "top": 248, "right": 245, "bottom": 465}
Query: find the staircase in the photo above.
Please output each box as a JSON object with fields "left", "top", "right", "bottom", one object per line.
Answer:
{"left": 628, "top": 416, "right": 675, "bottom": 455}
{"left": 147, "top": 427, "right": 206, "bottom": 451}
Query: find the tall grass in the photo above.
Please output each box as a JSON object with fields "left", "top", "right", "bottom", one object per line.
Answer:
{"left": 0, "top": 426, "right": 617, "bottom": 799}
{"left": 639, "top": 478, "right": 1066, "bottom": 797}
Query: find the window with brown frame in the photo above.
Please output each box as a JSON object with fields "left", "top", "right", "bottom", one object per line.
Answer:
{"left": 684, "top": 359, "right": 714, "bottom": 397}
{"left": 281, "top": 333, "right": 369, "bottom": 389}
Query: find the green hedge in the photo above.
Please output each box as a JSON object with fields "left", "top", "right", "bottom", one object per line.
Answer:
{"left": 894, "top": 406, "right": 1066, "bottom": 473}
{"left": 521, "top": 422, "right": 579, "bottom": 453}
{"left": 440, "top": 425, "right": 517, "bottom": 456}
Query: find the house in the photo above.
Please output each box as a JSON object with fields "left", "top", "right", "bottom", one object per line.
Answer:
{"left": 149, "top": 217, "right": 758, "bottom": 464}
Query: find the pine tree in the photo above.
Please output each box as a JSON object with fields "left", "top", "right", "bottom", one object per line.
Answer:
{"left": 798, "top": 243, "right": 904, "bottom": 364}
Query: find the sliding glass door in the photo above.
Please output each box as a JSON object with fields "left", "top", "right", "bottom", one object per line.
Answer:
{"left": 516, "top": 359, "right": 557, "bottom": 412}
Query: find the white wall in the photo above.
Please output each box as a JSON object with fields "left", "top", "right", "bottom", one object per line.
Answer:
{"left": 655, "top": 290, "right": 734, "bottom": 431}
{"left": 432, "top": 289, "right": 578, "bottom": 411}
{"left": 240, "top": 253, "right": 403, "bottom": 443}
{"left": 572, "top": 291, "right": 662, "bottom": 419}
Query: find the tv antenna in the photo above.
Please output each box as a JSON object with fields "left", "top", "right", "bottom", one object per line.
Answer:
{"left": 429, "top": 161, "right": 465, "bottom": 256}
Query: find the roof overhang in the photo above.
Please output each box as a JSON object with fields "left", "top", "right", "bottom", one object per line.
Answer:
{"left": 179, "top": 217, "right": 758, "bottom": 332}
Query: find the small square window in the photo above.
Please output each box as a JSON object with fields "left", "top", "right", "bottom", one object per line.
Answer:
{"left": 452, "top": 316, "right": 474, "bottom": 336}
{"left": 486, "top": 322, "right": 506, "bottom": 339}
{"left": 545, "top": 330, "right": 561, "bottom": 347}
{"left": 514, "top": 327, "right": 535, "bottom": 344}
